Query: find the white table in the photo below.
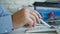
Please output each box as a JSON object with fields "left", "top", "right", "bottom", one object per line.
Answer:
{"left": 8, "top": 24, "right": 59, "bottom": 34}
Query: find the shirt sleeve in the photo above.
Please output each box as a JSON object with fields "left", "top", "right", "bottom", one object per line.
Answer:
{"left": 0, "top": 5, "right": 12, "bottom": 17}
{"left": 0, "top": 5, "right": 13, "bottom": 34}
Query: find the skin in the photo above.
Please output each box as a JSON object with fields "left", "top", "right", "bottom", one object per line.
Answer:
{"left": 12, "top": 8, "right": 42, "bottom": 29}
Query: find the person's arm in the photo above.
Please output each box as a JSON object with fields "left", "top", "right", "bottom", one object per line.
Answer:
{"left": 12, "top": 8, "right": 41, "bottom": 29}
{"left": 0, "top": 4, "right": 41, "bottom": 34}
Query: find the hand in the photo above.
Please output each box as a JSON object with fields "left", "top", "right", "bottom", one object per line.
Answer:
{"left": 12, "top": 8, "right": 42, "bottom": 29}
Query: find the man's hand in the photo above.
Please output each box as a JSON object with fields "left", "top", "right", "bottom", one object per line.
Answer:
{"left": 12, "top": 8, "right": 41, "bottom": 29}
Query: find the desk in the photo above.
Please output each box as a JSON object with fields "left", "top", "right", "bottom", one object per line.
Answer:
{"left": 8, "top": 24, "right": 58, "bottom": 34}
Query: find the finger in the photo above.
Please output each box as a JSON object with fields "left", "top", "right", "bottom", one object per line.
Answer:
{"left": 29, "top": 9, "right": 42, "bottom": 18}
{"left": 25, "top": 18, "right": 34, "bottom": 27}
{"left": 30, "top": 11, "right": 40, "bottom": 24}
{"left": 35, "top": 11, "right": 42, "bottom": 19}
{"left": 25, "top": 9, "right": 41, "bottom": 24}
{"left": 30, "top": 14, "right": 37, "bottom": 27}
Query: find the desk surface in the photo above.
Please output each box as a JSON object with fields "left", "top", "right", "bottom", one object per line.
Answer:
{"left": 6, "top": 24, "right": 59, "bottom": 34}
